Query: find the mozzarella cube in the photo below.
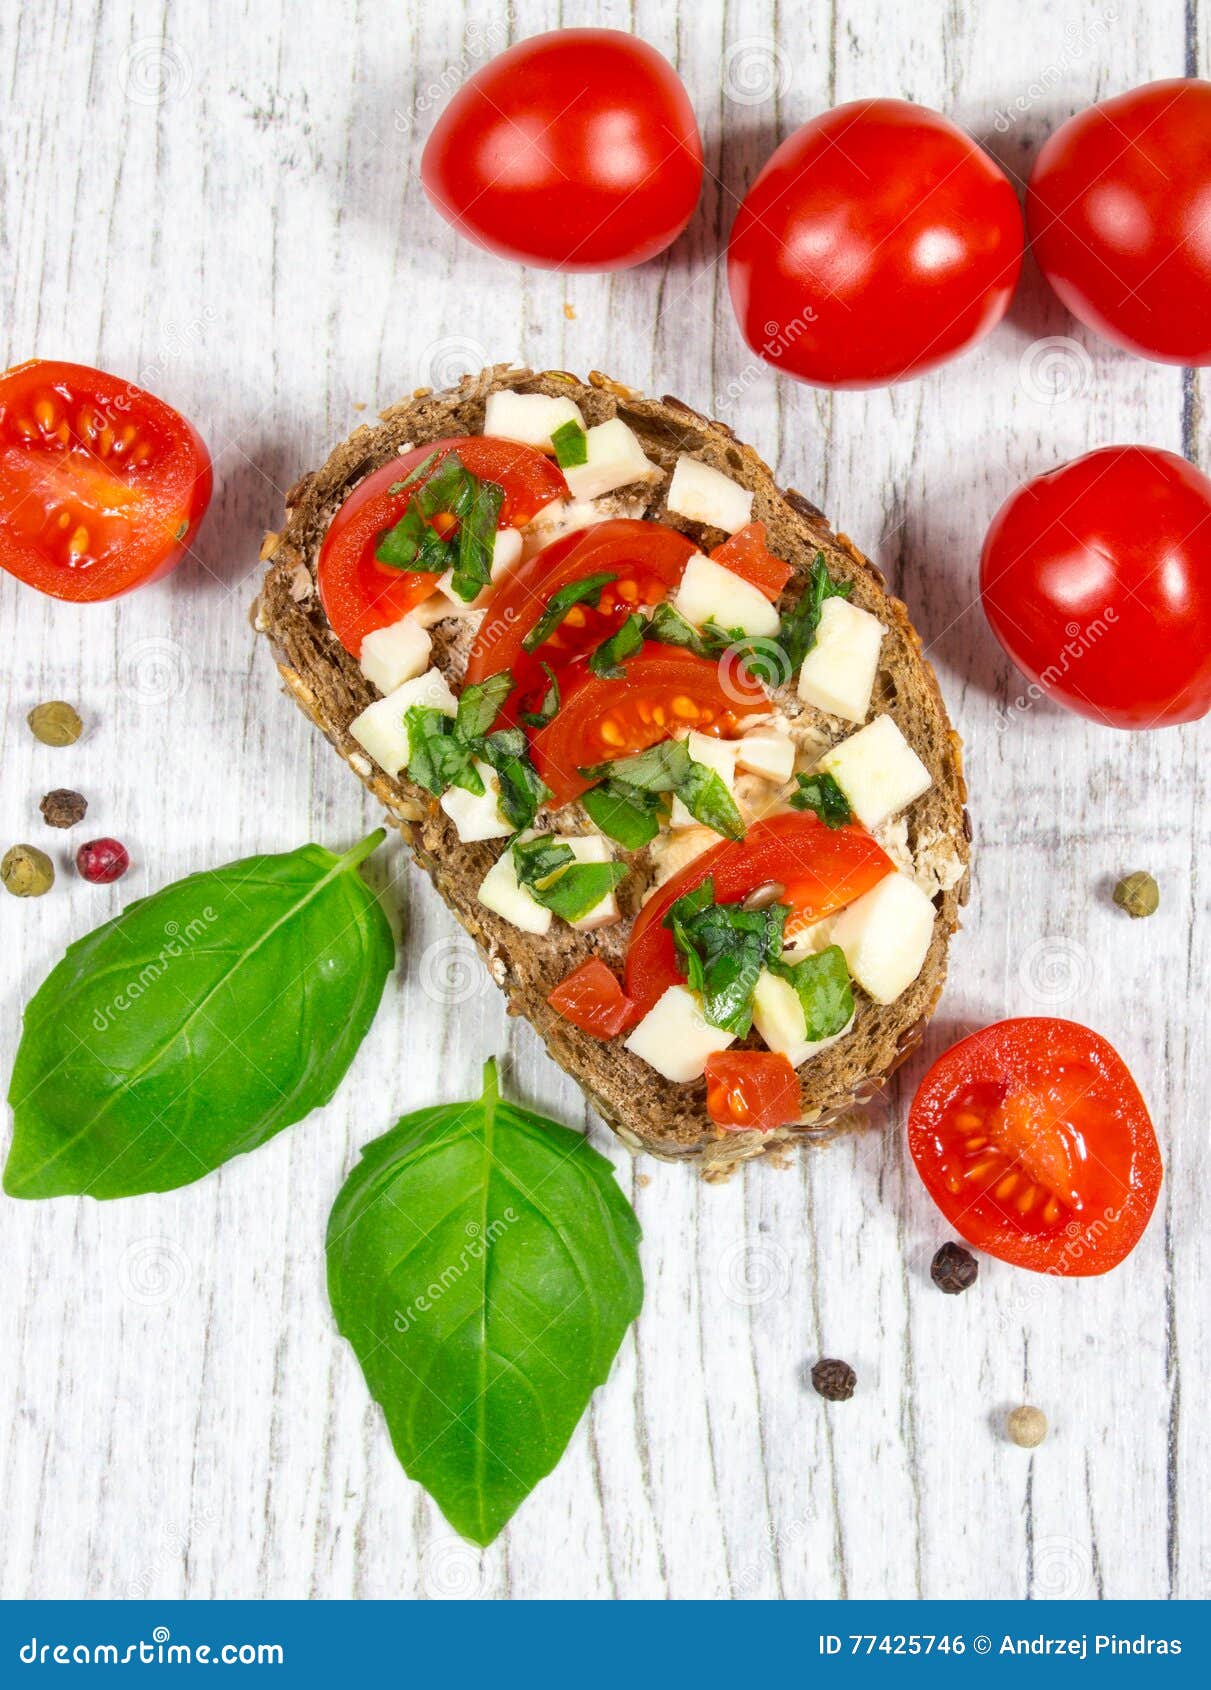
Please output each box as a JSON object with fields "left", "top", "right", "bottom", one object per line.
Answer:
{"left": 477, "top": 847, "right": 552, "bottom": 936}
{"left": 489, "top": 525, "right": 523, "bottom": 581}
{"left": 752, "top": 969, "right": 856, "bottom": 1067}
{"left": 816, "top": 715, "right": 932, "bottom": 830}
{"left": 358, "top": 615, "right": 432, "bottom": 695}
{"left": 671, "top": 553, "right": 779, "bottom": 639}
{"left": 562, "top": 419, "right": 660, "bottom": 502}
{"left": 735, "top": 725, "right": 795, "bottom": 784}
{"left": 797, "top": 596, "right": 885, "bottom": 723}
{"left": 348, "top": 668, "right": 457, "bottom": 776}
{"left": 484, "top": 390, "right": 586, "bottom": 451}
{"left": 440, "top": 761, "right": 513, "bottom": 843}
{"left": 671, "top": 730, "right": 738, "bottom": 828}
{"left": 831, "top": 873, "right": 935, "bottom": 1004}
{"left": 666, "top": 455, "right": 753, "bottom": 534}
{"left": 562, "top": 835, "right": 622, "bottom": 931}
{"left": 623, "top": 985, "right": 736, "bottom": 1083}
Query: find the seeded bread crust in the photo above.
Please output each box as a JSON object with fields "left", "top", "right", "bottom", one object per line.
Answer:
{"left": 255, "top": 366, "right": 970, "bottom": 1173}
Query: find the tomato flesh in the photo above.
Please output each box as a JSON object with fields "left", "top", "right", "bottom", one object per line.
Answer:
{"left": 706, "top": 1051, "right": 801, "bottom": 1133}
{"left": 317, "top": 436, "right": 566, "bottom": 657}
{"left": 529, "top": 645, "right": 770, "bottom": 810}
{"left": 709, "top": 523, "right": 791, "bottom": 602}
{"left": 546, "top": 958, "right": 638, "bottom": 1039}
{"left": 625, "top": 811, "right": 894, "bottom": 1016}
{"left": 908, "top": 1019, "right": 1162, "bottom": 1276}
{"left": 0, "top": 359, "right": 212, "bottom": 601}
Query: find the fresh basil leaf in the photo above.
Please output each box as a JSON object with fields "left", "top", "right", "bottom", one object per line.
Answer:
{"left": 326, "top": 1059, "right": 642, "bottom": 1546}
{"left": 4, "top": 835, "right": 394, "bottom": 1200}
{"left": 790, "top": 771, "right": 852, "bottom": 828}
{"left": 374, "top": 502, "right": 452, "bottom": 573}
{"left": 550, "top": 419, "right": 588, "bottom": 468}
{"left": 664, "top": 880, "right": 786, "bottom": 1035}
{"left": 588, "top": 612, "right": 645, "bottom": 678}
{"left": 512, "top": 836, "right": 576, "bottom": 886}
{"left": 676, "top": 760, "right": 745, "bottom": 840}
{"left": 511, "top": 837, "right": 628, "bottom": 921}
{"left": 479, "top": 728, "right": 551, "bottom": 831}
{"left": 456, "top": 672, "right": 514, "bottom": 741}
{"left": 580, "top": 781, "right": 665, "bottom": 850}
{"left": 579, "top": 737, "right": 692, "bottom": 790}
{"left": 387, "top": 448, "right": 443, "bottom": 497}
{"left": 644, "top": 601, "right": 715, "bottom": 657}
{"left": 771, "top": 945, "right": 854, "bottom": 1041}
{"left": 404, "top": 707, "right": 482, "bottom": 797}
{"left": 519, "top": 662, "right": 561, "bottom": 728}
{"left": 450, "top": 475, "right": 504, "bottom": 602}
{"left": 779, "top": 553, "right": 851, "bottom": 672}
{"left": 523, "top": 571, "right": 616, "bottom": 653}
{"left": 414, "top": 450, "right": 471, "bottom": 517}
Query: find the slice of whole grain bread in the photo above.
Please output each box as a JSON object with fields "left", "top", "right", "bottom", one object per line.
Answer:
{"left": 255, "top": 366, "right": 969, "bottom": 1173}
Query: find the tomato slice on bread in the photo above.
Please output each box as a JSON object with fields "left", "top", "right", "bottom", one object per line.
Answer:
{"left": 529, "top": 644, "right": 770, "bottom": 809}
{"left": 625, "top": 811, "right": 894, "bottom": 1017}
{"left": 908, "top": 1018, "right": 1161, "bottom": 1276}
{"left": 317, "top": 436, "right": 566, "bottom": 657}
{"left": 708, "top": 523, "right": 791, "bottom": 602}
{"left": 0, "top": 359, "right": 212, "bottom": 601}
{"left": 706, "top": 1050, "right": 801, "bottom": 1132}
{"left": 464, "top": 518, "right": 699, "bottom": 689}
{"left": 546, "top": 958, "right": 638, "bottom": 1038}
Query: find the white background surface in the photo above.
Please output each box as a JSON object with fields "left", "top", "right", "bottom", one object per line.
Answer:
{"left": 1, "top": 0, "right": 1207, "bottom": 1601}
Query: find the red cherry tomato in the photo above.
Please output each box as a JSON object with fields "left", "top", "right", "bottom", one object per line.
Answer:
{"left": 1028, "top": 79, "right": 1211, "bottom": 364}
{"left": 706, "top": 1051, "right": 802, "bottom": 1133}
{"left": 908, "top": 1019, "right": 1161, "bottom": 1276}
{"left": 317, "top": 437, "right": 565, "bottom": 658}
{"left": 465, "top": 519, "right": 699, "bottom": 708}
{"left": 708, "top": 523, "right": 791, "bottom": 602}
{"left": 727, "top": 100, "right": 1023, "bottom": 388}
{"left": 624, "top": 812, "right": 894, "bottom": 1017}
{"left": 980, "top": 445, "right": 1211, "bottom": 729}
{"left": 421, "top": 29, "right": 703, "bottom": 273}
{"left": 546, "top": 958, "right": 638, "bottom": 1039}
{"left": 529, "top": 645, "right": 770, "bottom": 810}
{"left": 0, "top": 359, "right": 212, "bottom": 601}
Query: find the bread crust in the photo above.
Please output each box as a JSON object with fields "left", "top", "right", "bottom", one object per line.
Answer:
{"left": 255, "top": 366, "right": 969, "bottom": 1172}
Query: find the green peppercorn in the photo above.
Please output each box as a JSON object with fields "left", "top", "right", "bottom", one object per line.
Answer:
{"left": 1113, "top": 871, "right": 1159, "bottom": 919}
{"left": 27, "top": 701, "right": 82, "bottom": 747}
{"left": 2, "top": 844, "right": 55, "bottom": 898}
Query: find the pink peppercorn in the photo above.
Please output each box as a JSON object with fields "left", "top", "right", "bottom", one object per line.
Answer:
{"left": 76, "top": 838, "right": 130, "bottom": 884}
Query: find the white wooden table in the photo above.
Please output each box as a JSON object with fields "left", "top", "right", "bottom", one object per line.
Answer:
{"left": 1, "top": 0, "right": 1206, "bottom": 1602}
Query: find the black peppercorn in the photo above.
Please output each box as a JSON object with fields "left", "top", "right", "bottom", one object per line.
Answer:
{"left": 811, "top": 1358, "right": 856, "bottom": 1401}
{"left": 39, "top": 789, "right": 88, "bottom": 829}
{"left": 930, "top": 1241, "right": 979, "bottom": 1294}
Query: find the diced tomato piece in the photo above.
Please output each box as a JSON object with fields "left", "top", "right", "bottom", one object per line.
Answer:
{"left": 706, "top": 1051, "right": 801, "bottom": 1132}
{"left": 709, "top": 522, "right": 792, "bottom": 601}
{"left": 546, "top": 957, "right": 638, "bottom": 1039}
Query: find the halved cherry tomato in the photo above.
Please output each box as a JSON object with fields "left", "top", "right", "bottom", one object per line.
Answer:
{"left": 709, "top": 523, "right": 791, "bottom": 602}
{"left": 465, "top": 519, "right": 699, "bottom": 700}
{"left": 908, "top": 1019, "right": 1162, "bottom": 1277}
{"left": 625, "top": 811, "right": 894, "bottom": 1016}
{"left": 546, "top": 957, "right": 638, "bottom": 1039}
{"left": 706, "top": 1051, "right": 801, "bottom": 1133}
{"left": 0, "top": 359, "right": 212, "bottom": 602}
{"left": 529, "top": 645, "right": 770, "bottom": 810}
{"left": 317, "top": 436, "right": 566, "bottom": 657}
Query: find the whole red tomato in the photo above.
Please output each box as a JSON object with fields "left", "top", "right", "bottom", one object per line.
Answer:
{"left": 980, "top": 445, "right": 1211, "bottom": 729}
{"left": 420, "top": 30, "right": 703, "bottom": 272}
{"left": 727, "top": 99, "right": 1024, "bottom": 388}
{"left": 1028, "top": 79, "right": 1211, "bottom": 364}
